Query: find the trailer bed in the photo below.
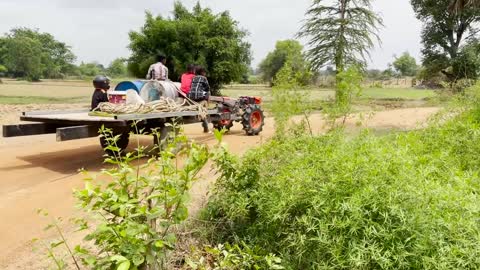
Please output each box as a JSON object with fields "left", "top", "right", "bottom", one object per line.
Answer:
{"left": 4, "top": 108, "right": 221, "bottom": 142}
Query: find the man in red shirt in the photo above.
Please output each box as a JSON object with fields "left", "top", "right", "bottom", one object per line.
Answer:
{"left": 180, "top": 64, "right": 196, "bottom": 95}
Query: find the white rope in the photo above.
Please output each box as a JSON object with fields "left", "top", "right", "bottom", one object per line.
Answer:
{"left": 95, "top": 96, "right": 207, "bottom": 119}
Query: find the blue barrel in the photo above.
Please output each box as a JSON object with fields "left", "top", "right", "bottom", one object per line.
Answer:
{"left": 114, "top": 80, "right": 146, "bottom": 93}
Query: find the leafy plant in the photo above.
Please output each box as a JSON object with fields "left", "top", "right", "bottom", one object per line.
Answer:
{"left": 39, "top": 125, "right": 209, "bottom": 270}
{"left": 324, "top": 65, "right": 363, "bottom": 128}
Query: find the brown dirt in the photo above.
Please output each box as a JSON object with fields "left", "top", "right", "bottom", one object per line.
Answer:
{"left": 0, "top": 107, "right": 440, "bottom": 269}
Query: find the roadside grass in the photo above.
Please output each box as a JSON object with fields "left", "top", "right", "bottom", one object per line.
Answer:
{"left": 361, "top": 87, "right": 437, "bottom": 100}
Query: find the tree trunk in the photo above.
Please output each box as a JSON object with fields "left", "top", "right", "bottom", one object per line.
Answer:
{"left": 335, "top": 0, "right": 347, "bottom": 104}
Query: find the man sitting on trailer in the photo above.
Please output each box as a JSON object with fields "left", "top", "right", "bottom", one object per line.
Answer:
{"left": 146, "top": 55, "right": 169, "bottom": 81}
{"left": 188, "top": 67, "right": 211, "bottom": 133}
{"left": 91, "top": 75, "right": 110, "bottom": 111}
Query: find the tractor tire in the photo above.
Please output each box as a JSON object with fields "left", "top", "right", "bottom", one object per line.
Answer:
{"left": 242, "top": 104, "right": 265, "bottom": 136}
{"left": 99, "top": 131, "right": 130, "bottom": 156}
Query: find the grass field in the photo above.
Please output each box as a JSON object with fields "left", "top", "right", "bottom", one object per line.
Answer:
{"left": 0, "top": 79, "right": 437, "bottom": 105}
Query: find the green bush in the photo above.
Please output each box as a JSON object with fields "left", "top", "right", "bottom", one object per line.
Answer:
{"left": 204, "top": 97, "right": 480, "bottom": 269}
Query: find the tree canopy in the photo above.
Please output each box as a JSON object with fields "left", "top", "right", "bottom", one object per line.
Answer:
{"left": 128, "top": 2, "right": 251, "bottom": 94}
{"left": 411, "top": 0, "right": 480, "bottom": 81}
{"left": 258, "top": 40, "right": 311, "bottom": 86}
{"left": 393, "top": 52, "right": 418, "bottom": 77}
{"left": 0, "top": 28, "right": 76, "bottom": 80}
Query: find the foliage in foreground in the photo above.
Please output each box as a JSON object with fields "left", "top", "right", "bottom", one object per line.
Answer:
{"left": 184, "top": 243, "right": 283, "bottom": 270}
{"left": 204, "top": 93, "right": 480, "bottom": 269}
{"left": 40, "top": 126, "right": 209, "bottom": 270}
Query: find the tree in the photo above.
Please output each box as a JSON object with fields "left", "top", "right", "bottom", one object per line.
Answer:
{"left": 78, "top": 62, "right": 105, "bottom": 77}
{"left": 298, "top": 0, "right": 382, "bottom": 105}
{"left": 411, "top": 0, "right": 480, "bottom": 81}
{"left": 0, "top": 28, "right": 76, "bottom": 80}
{"left": 258, "top": 40, "right": 311, "bottom": 86}
{"left": 107, "top": 58, "right": 128, "bottom": 78}
{"left": 4, "top": 36, "right": 43, "bottom": 81}
{"left": 451, "top": 0, "right": 480, "bottom": 11}
{"left": 392, "top": 52, "right": 418, "bottom": 76}
{"left": 298, "top": 0, "right": 382, "bottom": 73}
{"left": 128, "top": 2, "right": 251, "bottom": 95}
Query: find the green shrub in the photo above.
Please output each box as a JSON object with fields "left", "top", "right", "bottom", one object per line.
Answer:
{"left": 184, "top": 243, "right": 284, "bottom": 269}
{"left": 204, "top": 101, "right": 480, "bottom": 269}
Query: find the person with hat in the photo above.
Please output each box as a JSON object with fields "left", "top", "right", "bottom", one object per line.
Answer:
{"left": 91, "top": 75, "right": 110, "bottom": 110}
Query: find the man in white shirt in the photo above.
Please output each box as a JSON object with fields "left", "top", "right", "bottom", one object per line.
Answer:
{"left": 146, "top": 55, "right": 169, "bottom": 81}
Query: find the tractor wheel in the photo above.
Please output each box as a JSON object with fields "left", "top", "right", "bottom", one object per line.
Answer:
{"left": 242, "top": 104, "right": 265, "bottom": 136}
{"left": 99, "top": 131, "right": 130, "bottom": 156}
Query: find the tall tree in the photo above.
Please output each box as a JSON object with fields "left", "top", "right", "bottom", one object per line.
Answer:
{"left": 411, "top": 0, "right": 480, "bottom": 80}
{"left": 258, "top": 40, "right": 311, "bottom": 86}
{"left": 298, "top": 0, "right": 382, "bottom": 73}
{"left": 298, "top": 0, "right": 382, "bottom": 104}
{"left": 128, "top": 2, "right": 251, "bottom": 95}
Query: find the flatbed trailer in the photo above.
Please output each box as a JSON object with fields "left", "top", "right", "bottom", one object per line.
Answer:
{"left": 2, "top": 95, "right": 265, "bottom": 153}
{"left": 2, "top": 108, "right": 226, "bottom": 152}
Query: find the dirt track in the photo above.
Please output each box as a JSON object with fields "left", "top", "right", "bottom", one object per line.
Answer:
{"left": 0, "top": 107, "right": 440, "bottom": 269}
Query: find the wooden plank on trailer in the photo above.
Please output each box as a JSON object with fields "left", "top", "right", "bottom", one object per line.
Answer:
{"left": 56, "top": 125, "right": 99, "bottom": 142}
{"left": 2, "top": 123, "right": 58, "bottom": 137}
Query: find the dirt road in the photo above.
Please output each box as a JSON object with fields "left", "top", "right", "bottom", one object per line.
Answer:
{"left": 0, "top": 107, "right": 440, "bottom": 269}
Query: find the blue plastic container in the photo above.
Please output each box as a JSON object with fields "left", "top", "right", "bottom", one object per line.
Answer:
{"left": 114, "top": 80, "right": 146, "bottom": 93}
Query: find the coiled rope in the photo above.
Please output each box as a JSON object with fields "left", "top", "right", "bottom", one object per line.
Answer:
{"left": 93, "top": 84, "right": 208, "bottom": 120}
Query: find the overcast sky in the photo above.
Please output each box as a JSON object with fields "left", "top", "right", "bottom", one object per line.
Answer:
{"left": 0, "top": 0, "right": 423, "bottom": 70}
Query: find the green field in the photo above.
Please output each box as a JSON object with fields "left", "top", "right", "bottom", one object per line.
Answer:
{"left": 0, "top": 80, "right": 437, "bottom": 105}
{"left": 361, "top": 87, "right": 437, "bottom": 99}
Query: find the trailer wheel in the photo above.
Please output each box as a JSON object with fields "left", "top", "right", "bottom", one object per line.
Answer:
{"left": 100, "top": 132, "right": 130, "bottom": 156}
{"left": 242, "top": 104, "right": 265, "bottom": 136}
{"left": 213, "top": 108, "right": 234, "bottom": 132}
{"left": 152, "top": 125, "right": 180, "bottom": 151}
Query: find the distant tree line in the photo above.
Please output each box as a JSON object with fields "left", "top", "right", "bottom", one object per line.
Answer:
{"left": 0, "top": 28, "right": 128, "bottom": 81}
